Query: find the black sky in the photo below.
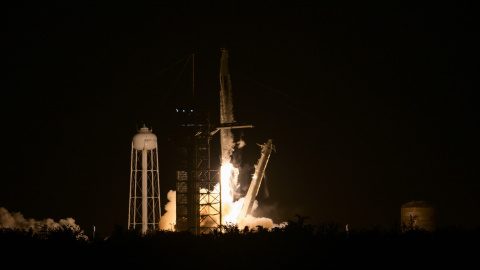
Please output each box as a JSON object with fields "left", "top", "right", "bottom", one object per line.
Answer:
{"left": 1, "top": 1, "right": 479, "bottom": 236}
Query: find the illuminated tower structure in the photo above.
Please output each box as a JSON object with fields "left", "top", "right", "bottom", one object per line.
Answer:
{"left": 128, "top": 125, "right": 161, "bottom": 233}
{"left": 173, "top": 110, "right": 221, "bottom": 234}
{"left": 167, "top": 54, "right": 221, "bottom": 234}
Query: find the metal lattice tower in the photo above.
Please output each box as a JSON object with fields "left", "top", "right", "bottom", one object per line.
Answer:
{"left": 174, "top": 111, "right": 221, "bottom": 234}
{"left": 128, "top": 125, "right": 161, "bottom": 233}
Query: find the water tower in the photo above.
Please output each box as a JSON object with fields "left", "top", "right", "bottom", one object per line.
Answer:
{"left": 401, "top": 200, "right": 435, "bottom": 232}
{"left": 128, "top": 125, "right": 161, "bottom": 233}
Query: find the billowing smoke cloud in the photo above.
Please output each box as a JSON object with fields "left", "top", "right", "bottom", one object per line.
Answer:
{"left": 220, "top": 129, "right": 235, "bottom": 165}
{"left": 0, "top": 207, "right": 82, "bottom": 233}
{"left": 159, "top": 190, "right": 176, "bottom": 230}
{"left": 238, "top": 200, "right": 281, "bottom": 230}
{"left": 237, "top": 138, "right": 246, "bottom": 149}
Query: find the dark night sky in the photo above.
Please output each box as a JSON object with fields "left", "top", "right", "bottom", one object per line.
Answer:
{"left": 1, "top": 1, "right": 478, "bottom": 236}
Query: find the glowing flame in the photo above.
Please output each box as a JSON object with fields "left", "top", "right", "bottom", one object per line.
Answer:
{"left": 198, "top": 162, "right": 242, "bottom": 227}
{"left": 220, "top": 162, "right": 238, "bottom": 203}
{"left": 220, "top": 162, "right": 243, "bottom": 224}
{"left": 159, "top": 161, "right": 279, "bottom": 231}
{"left": 220, "top": 162, "right": 279, "bottom": 229}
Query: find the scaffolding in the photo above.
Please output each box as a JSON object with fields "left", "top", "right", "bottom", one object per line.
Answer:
{"left": 174, "top": 111, "right": 221, "bottom": 234}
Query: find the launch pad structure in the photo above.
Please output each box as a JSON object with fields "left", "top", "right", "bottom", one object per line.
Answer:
{"left": 165, "top": 49, "right": 276, "bottom": 235}
{"left": 172, "top": 110, "right": 254, "bottom": 234}
{"left": 173, "top": 110, "right": 220, "bottom": 234}
{"left": 172, "top": 49, "right": 258, "bottom": 234}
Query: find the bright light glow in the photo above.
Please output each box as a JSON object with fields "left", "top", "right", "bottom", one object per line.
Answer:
{"left": 159, "top": 162, "right": 280, "bottom": 231}
{"left": 220, "top": 162, "right": 242, "bottom": 224}
{"left": 218, "top": 162, "right": 277, "bottom": 229}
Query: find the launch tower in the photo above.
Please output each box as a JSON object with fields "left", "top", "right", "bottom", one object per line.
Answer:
{"left": 173, "top": 110, "right": 221, "bottom": 234}
{"left": 171, "top": 50, "right": 253, "bottom": 234}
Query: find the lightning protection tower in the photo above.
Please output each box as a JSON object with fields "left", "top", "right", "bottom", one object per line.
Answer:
{"left": 128, "top": 125, "right": 161, "bottom": 233}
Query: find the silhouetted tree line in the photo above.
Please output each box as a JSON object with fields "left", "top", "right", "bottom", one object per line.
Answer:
{"left": 1, "top": 215, "right": 478, "bottom": 269}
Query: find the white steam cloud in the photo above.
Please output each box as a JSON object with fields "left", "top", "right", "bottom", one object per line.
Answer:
{"left": 0, "top": 207, "right": 82, "bottom": 233}
{"left": 237, "top": 138, "right": 246, "bottom": 149}
{"left": 159, "top": 190, "right": 176, "bottom": 230}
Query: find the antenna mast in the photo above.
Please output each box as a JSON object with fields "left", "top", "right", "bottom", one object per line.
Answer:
{"left": 192, "top": 53, "right": 195, "bottom": 104}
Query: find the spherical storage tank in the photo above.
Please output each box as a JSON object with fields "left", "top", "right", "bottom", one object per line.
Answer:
{"left": 401, "top": 200, "right": 435, "bottom": 232}
{"left": 133, "top": 125, "right": 157, "bottom": 150}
